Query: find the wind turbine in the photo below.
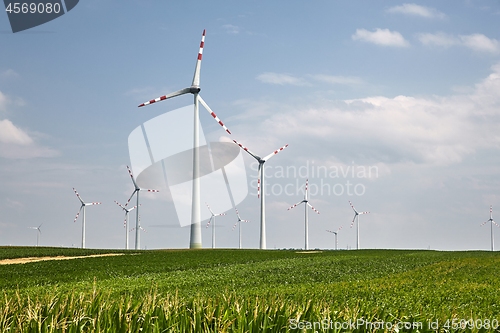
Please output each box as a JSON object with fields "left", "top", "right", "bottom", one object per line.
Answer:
{"left": 115, "top": 200, "right": 138, "bottom": 250}
{"left": 349, "top": 201, "right": 369, "bottom": 250}
{"left": 125, "top": 166, "right": 159, "bottom": 250}
{"left": 138, "top": 29, "right": 231, "bottom": 249}
{"left": 481, "top": 205, "right": 499, "bottom": 251}
{"left": 326, "top": 226, "right": 342, "bottom": 250}
{"left": 233, "top": 208, "right": 249, "bottom": 249}
{"left": 28, "top": 224, "right": 42, "bottom": 247}
{"left": 233, "top": 139, "right": 288, "bottom": 249}
{"left": 73, "top": 188, "right": 101, "bottom": 249}
{"left": 287, "top": 179, "right": 320, "bottom": 250}
{"left": 205, "top": 202, "right": 226, "bottom": 249}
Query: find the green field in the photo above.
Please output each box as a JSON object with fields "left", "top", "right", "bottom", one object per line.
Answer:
{"left": 0, "top": 247, "right": 499, "bottom": 332}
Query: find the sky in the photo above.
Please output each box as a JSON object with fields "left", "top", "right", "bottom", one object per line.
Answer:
{"left": 1, "top": 1, "right": 500, "bottom": 250}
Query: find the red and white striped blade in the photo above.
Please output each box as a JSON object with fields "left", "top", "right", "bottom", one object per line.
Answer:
{"left": 86, "top": 202, "right": 101, "bottom": 206}
{"left": 73, "top": 207, "right": 82, "bottom": 223}
{"left": 257, "top": 165, "right": 261, "bottom": 198}
{"left": 144, "top": 189, "right": 160, "bottom": 193}
{"left": 73, "top": 188, "right": 84, "bottom": 205}
{"left": 262, "top": 144, "right": 289, "bottom": 162}
{"left": 288, "top": 201, "right": 303, "bottom": 211}
{"left": 206, "top": 216, "right": 213, "bottom": 228}
{"left": 138, "top": 87, "right": 191, "bottom": 108}
{"left": 359, "top": 211, "right": 370, "bottom": 215}
{"left": 305, "top": 179, "right": 309, "bottom": 200}
{"left": 481, "top": 220, "right": 489, "bottom": 226}
{"left": 350, "top": 215, "right": 356, "bottom": 228}
{"left": 125, "top": 190, "right": 137, "bottom": 207}
{"left": 198, "top": 95, "right": 231, "bottom": 134}
{"left": 114, "top": 200, "right": 125, "bottom": 209}
{"left": 326, "top": 230, "right": 336, "bottom": 234}
{"left": 216, "top": 213, "right": 226, "bottom": 217}
{"left": 349, "top": 201, "right": 358, "bottom": 214}
{"left": 337, "top": 226, "right": 343, "bottom": 232}
{"left": 126, "top": 166, "right": 139, "bottom": 190}
{"left": 206, "top": 202, "right": 214, "bottom": 215}
{"left": 493, "top": 220, "right": 500, "bottom": 227}
{"left": 192, "top": 29, "right": 205, "bottom": 88}
{"left": 232, "top": 222, "right": 238, "bottom": 230}
{"left": 232, "top": 139, "right": 260, "bottom": 160}
{"left": 307, "top": 202, "right": 320, "bottom": 214}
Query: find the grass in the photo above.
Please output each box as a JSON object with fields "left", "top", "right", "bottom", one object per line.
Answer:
{"left": 0, "top": 248, "right": 499, "bottom": 332}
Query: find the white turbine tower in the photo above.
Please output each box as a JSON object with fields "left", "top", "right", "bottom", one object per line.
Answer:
{"left": 349, "top": 201, "right": 369, "bottom": 250}
{"left": 205, "top": 202, "right": 226, "bottom": 249}
{"left": 233, "top": 208, "right": 249, "bottom": 249}
{"left": 138, "top": 30, "right": 231, "bottom": 249}
{"left": 125, "top": 166, "right": 159, "bottom": 250}
{"left": 287, "top": 179, "right": 320, "bottom": 250}
{"left": 233, "top": 139, "right": 288, "bottom": 249}
{"left": 481, "top": 205, "right": 499, "bottom": 251}
{"left": 28, "top": 224, "right": 42, "bottom": 247}
{"left": 73, "top": 188, "right": 101, "bottom": 249}
{"left": 115, "top": 200, "right": 138, "bottom": 250}
{"left": 326, "top": 226, "right": 342, "bottom": 250}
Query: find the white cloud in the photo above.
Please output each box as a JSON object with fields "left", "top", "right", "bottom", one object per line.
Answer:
{"left": 0, "top": 91, "right": 7, "bottom": 111}
{"left": 0, "top": 119, "right": 33, "bottom": 145}
{"left": 1, "top": 69, "right": 20, "bottom": 79}
{"left": 387, "top": 3, "right": 447, "bottom": 19}
{"left": 245, "top": 63, "right": 500, "bottom": 166}
{"left": 459, "top": 34, "right": 500, "bottom": 53}
{"left": 417, "top": 32, "right": 458, "bottom": 47}
{"left": 309, "top": 74, "right": 364, "bottom": 86}
{"left": 256, "top": 72, "right": 309, "bottom": 86}
{"left": 352, "top": 28, "right": 410, "bottom": 47}
{"left": 222, "top": 24, "right": 240, "bottom": 34}
{"left": 418, "top": 32, "right": 500, "bottom": 53}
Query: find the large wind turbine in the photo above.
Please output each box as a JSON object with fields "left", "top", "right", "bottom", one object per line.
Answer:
{"left": 233, "top": 208, "right": 249, "bottom": 249}
{"left": 205, "top": 202, "right": 226, "bottom": 249}
{"left": 73, "top": 188, "right": 101, "bottom": 249}
{"left": 115, "top": 200, "right": 138, "bottom": 250}
{"left": 481, "top": 205, "right": 499, "bottom": 251}
{"left": 138, "top": 29, "right": 231, "bottom": 249}
{"left": 326, "top": 226, "right": 342, "bottom": 250}
{"left": 349, "top": 201, "right": 369, "bottom": 250}
{"left": 288, "top": 179, "right": 320, "bottom": 250}
{"left": 126, "top": 166, "right": 158, "bottom": 250}
{"left": 28, "top": 224, "right": 42, "bottom": 247}
{"left": 233, "top": 139, "right": 289, "bottom": 249}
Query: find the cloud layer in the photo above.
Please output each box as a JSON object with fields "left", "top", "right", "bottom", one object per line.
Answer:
{"left": 387, "top": 3, "right": 447, "bottom": 19}
{"left": 352, "top": 28, "right": 410, "bottom": 47}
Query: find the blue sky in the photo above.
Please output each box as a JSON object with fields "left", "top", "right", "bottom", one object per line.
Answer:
{"left": 1, "top": 1, "right": 500, "bottom": 250}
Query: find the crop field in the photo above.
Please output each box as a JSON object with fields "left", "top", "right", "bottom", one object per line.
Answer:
{"left": 0, "top": 248, "right": 499, "bottom": 332}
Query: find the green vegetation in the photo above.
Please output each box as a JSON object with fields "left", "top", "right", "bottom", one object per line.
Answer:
{"left": 0, "top": 247, "right": 499, "bottom": 332}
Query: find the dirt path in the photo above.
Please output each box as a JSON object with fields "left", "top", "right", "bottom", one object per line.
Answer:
{"left": 0, "top": 253, "right": 124, "bottom": 265}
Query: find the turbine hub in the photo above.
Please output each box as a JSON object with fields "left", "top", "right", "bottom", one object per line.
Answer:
{"left": 189, "top": 86, "right": 201, "bottom": 94}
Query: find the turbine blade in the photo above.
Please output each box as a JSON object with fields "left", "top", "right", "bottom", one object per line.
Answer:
{"left": 288, "top": 201, "right": 304, "bottom": 210}
{"left": 206, "top": 216, "right": 213, "bottom": 228}
{"left": 480, "top": 220, "right": 488, "bottom": 226}
{"left": 206, "top": 202, "right": 215, "bottom": 215}
{"left": 73, "top": 207, "right": 83, "bottom": 223}
{"left": 493, "top": 220, "right": 500, "bottom": 227}
{"left": 87, "top": 202, "right": 101, "bottom": 206}
{"left": 359, "top": 211, "right": 370, "bottom": 215}
{"left": 337, "top": 226, "right": 343, "bottom": 232}
{"left": 232, "top": 139, "right": 260, "bottom": 160}
{"left": 232, "top": 222, "right": 238, "bottom": 230}
{"left": 143, "top": 189, "right": 160, "bottom": 193}
{"left": 350, "top": 215, "right": 356, "bottom": 228}
{"left": 138, "top": 87, "right": 191, "bottom": 107}
{"left": 192, "top": 29, "right": 206, "bottom": 88}
{"left": 257, "top": 164, "right": 261, "bottom": 199}
{"left": 126, "top": 166, "right": 139, "bottom": 190}
{"left": 216, "top": 213, "right": 226, "bottom": 217}
{"left": 235, "top": 208, "right": 242, "bottom": 219}
{"left": 326, "top": 230, "right": 336, "bottom": 234}
{"left": 114, "top": 200, "right": 126, "bottom": 209}
{"left": 307, "top": 202, "right": 320, "bottom": 214}
{"left": 349, "top": 201, "right": 358, "bottom": 214}
{"left": 73, "top": 188, "right": 84, "bottom": 204}
{"left": 198, "top": 95, "right": 231, "bottom": 134}
{"left": 262, "top": 144, "right": 289, "bottom": 162}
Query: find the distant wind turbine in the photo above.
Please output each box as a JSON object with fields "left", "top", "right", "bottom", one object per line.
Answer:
{"left": 28, "top": 223, "right": 42, "bottom": 247}
{"left": 126, "top": 166, "right": 159, "bottom": 250}
{"left": 481, "top": 205, "right": 499, "bottom": 251}
{"left": 326, "top": 226, "right": 342, "bottom": 250}
{"left": 205, "top": 202, "right": 226, "bottom": 249}
{"left": 73, "top": 188, "right": 101, "bottom": 249}
{"left": 233, "top": 139, "right": 288, "bottom": 249}
{"left": 233, "top": 208, "right": 249, "bottom": 249}
{"left": 115, "top": 200, "right": 138, "bottom": 250}
{"left": 349, "top": 201, "right": 369, "bottom": 250}
{"left": 288, "top": 179, "right": 320, "bottom": 250}
{"left": 138, "top": 29, "right": 231, "bottom": 249}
